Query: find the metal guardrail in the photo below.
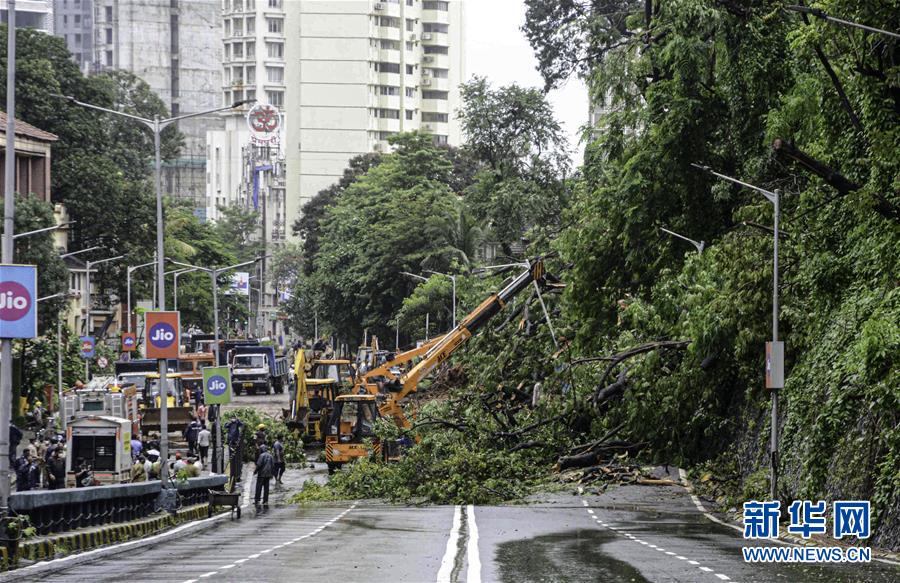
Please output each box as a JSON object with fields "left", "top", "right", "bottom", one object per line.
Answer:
{"left": 9, "top": 476, "right": 227, "bottom": 536}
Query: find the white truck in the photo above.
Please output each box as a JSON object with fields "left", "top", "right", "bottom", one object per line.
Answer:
{"left": 65, "top": 415, "right": 133, "bottom": 487}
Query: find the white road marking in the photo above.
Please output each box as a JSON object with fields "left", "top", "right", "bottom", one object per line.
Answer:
{"left": 234, "top": 559, "right": 248, "bottom": 564}
{"left": 248, "top": 554, "right": 261, "bottom": 559}
{"left": 182, "top": 580, "right": 198, "bottom": 583}
{"left": 582, "top": 497, "right": 738, "bottom": 582}
{"left": 466, "top": 505, "right": 482, "bottom": 583}
{"left": 219, "top": 565, "right": 235, "bottom": 569}
{"left": 198, "top": 572, "right": 217, "bottom": 579}
{"left": 436, "top": 505, "right": 462, "bottom": 583}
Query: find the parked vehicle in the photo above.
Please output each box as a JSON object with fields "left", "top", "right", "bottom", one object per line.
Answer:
{"left": 66, "top": 416, "right": 133, "bottom": 486}
{"left": 231, "top": 345, "right": 289, "bottom": 395}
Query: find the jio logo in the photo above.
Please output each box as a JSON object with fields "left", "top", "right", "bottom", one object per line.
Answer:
{"left": 0, "top": 282, "right": 32, "bottom": 321}
{"left": 123, "top": 337, "right": 135, "bottom": 348}
{"left": 207, "top": 375, "right": 228, "bottom": 396}
{"left": 149, "top": 322, "right": 176, "bottom": 348}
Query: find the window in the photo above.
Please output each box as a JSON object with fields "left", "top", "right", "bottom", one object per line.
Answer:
{"left": 423, "top": 1, "right": 449, "bottom": 10}
{"left": 267, "top": 91, "right": 284, "bottom": 107}
{"left": 378, "top": 16, "right": 399, "bottom": 28}
{"left": 423, "top": 22, "right": 448, "bottom": 33}
{"left": 407, "top": 0, "right": 414, "bottom": 5}
{"left": 380, "top": 39, "right": 400, "bottom": 50}
{"left": 106, "top": 50, "right": 113, "bottom": 66}
{"left": 74, "top": 33, "right": 82, "bottom": 47}
{"left": 233, "top": 42, "right": 243, "bottom": 58}
{"left": 405, "top": 87, "right": 415, "bottom": 97}
{"left": 74, "top": 14, "right": 81, "bottom": 24}
{"left": 375, "top": 61, "right": 400, "bottom": 74}
{"left": 406, "top": 64, "right": 415, "bottom": 74}
{"left": 233, "top": 18, "right": 243, "bottom": 36}
{"left": 424, "top": 45, "right": 449, "bottom": 55}
{"left": 247, "top": 41, "right": 255, "bottom": 58}
{"left": 378, "top": 85, "right": 399, "bottom": 96}
{"left": 225, "top": 44, "right": 231, "bottom": 59}
{"left": 429, "top": 68, "right": 449, "bottom": 78}
{"left": 267, "top": 42, "right": 283, "bottom": 58}
{"left": 63, "top": 15, "right": 68, "bottom": 25}
{"left": 406, "top": 18, "right": 415, "bottom": 32}
{"left": 267, "top": 18, "right": 283, "bottom": 33}
{"left": 225, "top": 20, "right": 231, "bottom": 36}
{"left": 378, "top": 131, "right": 397, "bottom": 141}
{"left": 377, "top": 108, "right": 400, "bottom": 119}
{"left": 422, "top": 112, "right": 448, "bottom": 122}
{"left": 405, "top": 110, "right": 414, "bottom": 120}
{"left": 266, "top": 66, "right": 284, "bottom": 83}
{"left": 233, "top": 66, "right": 244, "bottom": 83}
{"left": 247, "top": 65, "right": 256, "bottom": 84}
{"left": 422, "top": 90, "right": 448, "bottom": 100}
{"left": 105, "top": 6, "right": 113, "bottom": 21}
{"left": 268, "top": 0, "right": 281, "bottom": 7}
{"left": 433, "top": 134, "right": 448, "bottom": 145}
{"left": 246, "top": 17, "right": 255, "bottom": 33}
{"left": 105, "top": 28, "right": 113, "bottom": 43}
{"left": 247, "top": 89, "right": 256, "bottom": 102}
{"left": 224, "top": 91, "right": 232, "bottom": 107}
{"left": 406, "top": 41, "right": 414, "bottom": 51}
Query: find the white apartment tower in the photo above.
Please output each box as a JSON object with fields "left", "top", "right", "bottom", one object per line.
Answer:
{"left": 283, "top": 0, "right": 465, "bottom": 228}
{"left": 207, "top": 0, "right": 288, "bottom": 339}
{"left": 2, "top": 1, "right": 54, "bottom": 34}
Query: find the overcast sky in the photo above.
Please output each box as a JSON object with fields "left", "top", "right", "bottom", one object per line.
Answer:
{"left": 463, "top": 0, "right": 588, "bottom": 165}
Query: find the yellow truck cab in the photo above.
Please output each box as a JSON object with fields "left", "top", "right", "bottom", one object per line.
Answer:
{"left": 140, "top": 373, "right": 194, "bottom": 433}
{"left": 324, "top": 394, "right": 381, "bottom": 473}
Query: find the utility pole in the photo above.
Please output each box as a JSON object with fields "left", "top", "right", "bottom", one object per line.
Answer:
{"left": 694, "top": 164, "right": 783, "bottom": 500}
{"left": 0, "top": 1, "right": 18, "bottom": 516}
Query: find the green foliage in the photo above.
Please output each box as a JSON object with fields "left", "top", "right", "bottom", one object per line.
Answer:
{"left": 223, "top": 407, "right": 304, "bottom": 463}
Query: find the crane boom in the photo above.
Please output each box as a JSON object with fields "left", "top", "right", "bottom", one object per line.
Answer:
{"left": 378, "top": 259, "right": 548, "bottom": 429}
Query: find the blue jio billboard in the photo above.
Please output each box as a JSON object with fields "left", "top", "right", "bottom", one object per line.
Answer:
{"left": 0, "top": 264, "right": 37, "bottom": 339}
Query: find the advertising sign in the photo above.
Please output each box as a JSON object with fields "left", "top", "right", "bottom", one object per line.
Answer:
{"left": 145, "top": 311, "right": 180, "bottom": 359}
{"left": 0, "top": 264, "right": 37, "bottom": 339}
{"left": 121, "top": 332, "right": 137, "bottom": 352}
{"left": 228, "top": 272, "right": 250, "bottom": 296}
{"left": 202, "top": 365, "right": 232, "bottom": 405}
{"left": 79, "top": 336, "right": 95, "bottom": 359}
{"left": 765, "top": 341, "right": 784, "bottom": 389}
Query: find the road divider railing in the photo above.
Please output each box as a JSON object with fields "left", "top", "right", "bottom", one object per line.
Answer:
{"left": 8, "top": 475, "right": 226, "bottom": 537}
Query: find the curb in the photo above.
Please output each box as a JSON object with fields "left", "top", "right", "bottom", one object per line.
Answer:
{"left": 0, "top": 503, "right": 229, "bottom": 579}
{"left": 677, "top": 469, "right": 900, "bottom": 567}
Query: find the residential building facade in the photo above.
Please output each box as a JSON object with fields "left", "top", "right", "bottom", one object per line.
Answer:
{"left": 283, "top": 0, "right": 466, "bottom": 227}
{"left": 52, "top": 0, "right": 91, "bottom": 70}
{"left": 2, "top": 0, "right": 54, "bottom": 34}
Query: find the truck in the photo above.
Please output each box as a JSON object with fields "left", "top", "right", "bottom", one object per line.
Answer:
{"left": 139, "top": 372, "right": 194, "bottom": 433}
{"left": 63, "top": 377, "right": 142, "bottom": 437}
{"left": 114, "top": 359, "right": 177, "bottom": 394}
{"left": 231, "top": 345, "right": 289, "bottom": 395}
{"left": 66, "top": 415, "right": 133, "bottom": 486}
{"left": 219, "top": 339, "right": 260, "bottom": 365}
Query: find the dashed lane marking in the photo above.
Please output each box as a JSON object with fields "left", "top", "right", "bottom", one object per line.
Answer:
{"left": 180, "top": 502, "right": 357, "bottom": 583}
{"left": 582, "top": 497, "right": 736, "bottom": 583}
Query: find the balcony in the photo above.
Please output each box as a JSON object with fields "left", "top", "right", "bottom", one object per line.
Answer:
{"left": 420, "top": 76, "right": 450, "bottom": 91}
{"left": 370, "top": 116, "right": 401, "bottom": 132}
{"left": 422, "top": 9, "right": 450, "bottom": 25}
{"left": 419, "top": 120, "right": 449, "bottom": 135}
{"left": 375, "top": 26, "right": 402, "bottom": 42}
{"left": 420, "top": 31, "right": 450, "bottom": 47}
{"left": 421, "top": 98, "right": 449, "bottom": 114}
{"left": 372, "top": 1, "right": 402, "bottom": 16}
{"left": 374, "top": 94, "right": 401, "bottom": 110}
{"left": 421, "top": 53, "right": 450, "bottom": 70}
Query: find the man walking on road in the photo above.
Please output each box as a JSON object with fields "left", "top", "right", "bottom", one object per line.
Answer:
{"left": 198, "top": 423, "right": 211, "bottom": 468}
{"left": 184, "top": 419, "right": 201, "bottom": 457}
{"left": 272, "top": 438, "right": 286, "bottom": 484}
{"left": 254, "top": 444, "right": 274, "bottom": 506}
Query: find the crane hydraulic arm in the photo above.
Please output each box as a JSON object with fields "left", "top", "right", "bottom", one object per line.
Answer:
{"left": 380, "top": 258, "right": 549, "bottom": 428}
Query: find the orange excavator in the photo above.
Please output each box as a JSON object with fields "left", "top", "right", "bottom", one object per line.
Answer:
{"left": 324, "top": 258, "right": 556, "bottom": 471}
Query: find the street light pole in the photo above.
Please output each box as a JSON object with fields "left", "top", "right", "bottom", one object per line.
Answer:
{"left": 37, "top": 291, "right": 78, "bottom": 433}
{"left": 126, "top": 261, "right": 156, "bottom": 334}
{"left": 694, "top": 164, "right": 782, "bottom": 500}
{"left": 83, "top": 255, "right": 124, "bottom": 381}
{"left": 173, "top": 268, "right": 197, "bottom": 313}
{"left": 660, "top": 227, "right": 705, "bottom": 254}
{"left": 171, "top": 258, "right": 260, "bottom": 474}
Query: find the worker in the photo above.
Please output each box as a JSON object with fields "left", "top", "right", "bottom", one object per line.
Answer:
{"left": 272, "top": 438, "right": 286, "bottom": 485}
{"left": 198, "top": 423, "right": 211, "bottom": 468}
{"left": 172, "top": 452, "right": 186, "bottom": 475}
{"left": 253, "top": 445, "right": 274, "bottom": 506}
{"left": 14, "top": 452, "right": 37, "bottom": 491}
{"left": 131, "top": 455, "right": 147, "bottom": 482}
{"left": 184, "top": 457, "right": 201, "bottom": 477}
{"left": 184, "top": 419, "right": 201, "bottom": 457}
{"left": 131, "top": 436, "right": 143, "bottom": 462}
{"left": 47, "top": 449, "right": 66, "bottom": 490}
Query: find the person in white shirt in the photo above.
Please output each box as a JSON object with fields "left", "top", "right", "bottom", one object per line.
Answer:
{"left": 197, "top": 424, "right": 212, "bottom": 468}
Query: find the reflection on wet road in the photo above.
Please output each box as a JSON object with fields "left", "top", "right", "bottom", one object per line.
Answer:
{"left": 15, "top": 466, "right": 900, "bottom": 583}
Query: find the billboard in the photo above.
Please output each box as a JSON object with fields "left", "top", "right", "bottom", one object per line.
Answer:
{"left": 121, "top": 332, "right": 137, "bottom": 352}
{"left": 202, "top": 365, "right": 232, "bottom": 405}
{"left": 145, "top": 311, "right": 180, "bottom": 359}
{"left": 228, "top": 272, "right": 250, "bottom": 296}
{"left": 0, "top": 264, "right": 37, "bottom": 339}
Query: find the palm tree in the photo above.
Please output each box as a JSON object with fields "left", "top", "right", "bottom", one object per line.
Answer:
{"left": 442, "top": 199, "right": 486, "bottom": 272}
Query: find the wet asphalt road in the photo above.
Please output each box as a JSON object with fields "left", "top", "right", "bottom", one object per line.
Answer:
{"left": 26, "top": 464, "right": 900, "bottom": 583}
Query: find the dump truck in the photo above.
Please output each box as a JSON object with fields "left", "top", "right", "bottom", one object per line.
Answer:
{"left": 231, "top": 345, "right": 289, "bottom": 395}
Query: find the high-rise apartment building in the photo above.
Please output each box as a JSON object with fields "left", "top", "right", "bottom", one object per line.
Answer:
{"left": 83, "top": 0, "right": 223, "bottom": 214}
{"left": 283, "top": 0, "right": 465, "bottom": 226}
{"left": 53, "top": 0, "right": 92, "bottom": 70}
{"left": 2, "top": 0, "right": 54, "bottom": 34}
{"left": 207, "top": 0, "right": 288, "bottom": 340}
